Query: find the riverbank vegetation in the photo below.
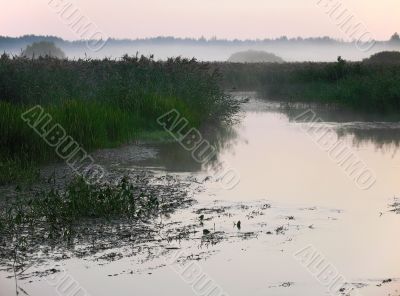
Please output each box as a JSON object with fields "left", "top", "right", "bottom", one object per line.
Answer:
{"left": 0, "top": 54, "right": 239, "bottom": 184}
{"left": 2, "top": 50, "right": 400, "bottom": 185}
{"left": 220, "top": 52, "right": 400, "bottom": 113}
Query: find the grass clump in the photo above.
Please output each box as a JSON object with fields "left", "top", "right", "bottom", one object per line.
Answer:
{"left": 0, "top": 176, "right": 178, "bottom": 245}
{"left": 0, "top": 159, "right": 39, "bottom": 186}
{"left": 0, "top": 175, "right": 191, "bottom": 266}
{"left": 0, "top": 177, "right": 159, "bottom": 229}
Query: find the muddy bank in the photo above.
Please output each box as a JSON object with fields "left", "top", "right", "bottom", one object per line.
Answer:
{"left": 0, "top": 146, "right": 342, "bottom": 289}
{"left": 0, "top": 169, "right": 198, "bottom": 268}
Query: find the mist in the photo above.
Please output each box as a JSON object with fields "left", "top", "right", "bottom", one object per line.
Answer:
{"left": 2, "top": 35, "right": 400, "bottom": 62}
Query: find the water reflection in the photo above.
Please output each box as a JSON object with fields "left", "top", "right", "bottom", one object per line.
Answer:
{"left": 337, "top": 126, "right": 400, "bottom": 152}
{"left": 135, "top": 122, "right": 241, "bottom": 172}
{"left": 278, "top": 102, "right": 400, "bottom": 152}
{"left": 130, "top": 96, "right": 400, "bottom": 175}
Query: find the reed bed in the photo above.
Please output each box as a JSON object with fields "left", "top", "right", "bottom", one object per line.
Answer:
{"left": 219, "top": 59, "right": 400, "bottom": 113}
{"left": 0, "top": 54, "right": 239, "bottom": 184}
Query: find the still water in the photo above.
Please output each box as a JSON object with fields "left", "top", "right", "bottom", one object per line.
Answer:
{"left": 1, "top": 93, "right": 400, "bottom": 296}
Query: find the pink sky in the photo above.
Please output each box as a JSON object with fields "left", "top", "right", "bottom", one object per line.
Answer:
{"left": 0, "top": 0, "right": 398, "bottom": 40}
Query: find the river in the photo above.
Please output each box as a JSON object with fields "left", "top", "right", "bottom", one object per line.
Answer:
{"left": 1, "top": 93, "right": 400, "bottom": 296}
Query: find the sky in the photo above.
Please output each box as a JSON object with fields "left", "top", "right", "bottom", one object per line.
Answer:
{"left": 0, "top": 0, "right": 398, "bottom": 40}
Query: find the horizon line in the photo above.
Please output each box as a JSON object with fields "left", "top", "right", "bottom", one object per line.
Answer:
{"left": 1, "top": 33, "right": 399, "bottom": 43}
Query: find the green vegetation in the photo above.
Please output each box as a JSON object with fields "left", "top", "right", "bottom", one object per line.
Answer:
{"left": 0, "top": 175, "right": 190, "bottom": 266}
{"left": 219, "top": 53, "right": 400, "bottom": 113}
{"left": 0, "top": 159, "right": 39, "bottom": 186}
{"left": 4, "top": 49, "right": 399, "bottom": 185}
{"left": 0, "top": 177, "right": 158, "bottom": 231}
{"left": 22, "top": 41, "right": 66, "bottom": 59}
{"left": 0, "top": 54, "right": 238, "bottom": 184}
{"left": 227, "top": 50, "right": 284, "bottom": 63}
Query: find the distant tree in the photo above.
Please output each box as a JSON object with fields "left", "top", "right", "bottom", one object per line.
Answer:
{"left": 227, "top": 50, "right": 284, "bottom": 63}
{"left": 390, "top": 32, "right": 400, "bottom": 42}
{"left": 22, "top": 41, "right": 66, "bottom": 59}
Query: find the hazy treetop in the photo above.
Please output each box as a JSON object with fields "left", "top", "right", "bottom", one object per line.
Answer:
{"left": 227, "top": 50, "right": 284, "bottom": 63}
{"left": 390, "top": 32, "right": 400, "bottom": 42}
{"left": 22, "top": 41, "right": 66, "bottom": 59}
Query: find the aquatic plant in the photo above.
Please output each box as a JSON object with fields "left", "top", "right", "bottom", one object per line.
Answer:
{"left": 0, "top": 174, "right": 192, "bottom": 274}
{"left": 1, "top": 177, "right": 159, "bottom": 228}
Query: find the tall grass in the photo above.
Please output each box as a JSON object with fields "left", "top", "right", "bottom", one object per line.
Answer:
{"left": 0, "top": 54, "right": 233, "bottom": 119}
{"left": 219, "top": 59, "right": 400, "bottom": 113}
{"left": 0, "top": 54, "right": 239, "bottom": 184}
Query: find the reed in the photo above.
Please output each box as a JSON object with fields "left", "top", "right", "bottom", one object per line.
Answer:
{"left": 219, "top": 58, "right": 400, "bottom": 113}
{"left": 0, "top": 54, "right": 239, "bottom": 184}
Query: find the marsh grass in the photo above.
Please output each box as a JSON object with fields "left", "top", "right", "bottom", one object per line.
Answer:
{"left": 0, "top": 54, "right": 239, "bottom": 184}
{"left": 0, "top": 175, "right": 191, "bottom": 270}
{"left": 219, "top": 59, "right": 400, "bottom": 113}
{"left": 0, "top": 159, "right": 39, "bottom": 186}
{"left": 0, "top": 177, "right": 159, "bottom": 231}
{"left": 0, "top": 176, "right": 169, "bottom": 246}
